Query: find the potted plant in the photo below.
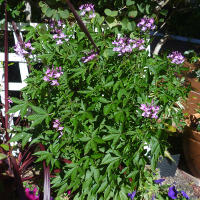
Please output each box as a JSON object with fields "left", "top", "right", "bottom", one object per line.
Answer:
{"left": 183, "top": 112, "right": 200, "bottom": 178}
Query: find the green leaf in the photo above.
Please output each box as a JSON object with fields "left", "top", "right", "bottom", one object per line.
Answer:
{"left": 30, "top": 115, "right": 47, "bottom": 127}
{"left": 119, "top": 190, "right": 128, "bottom": 199}
{"left": 0, "top": 144, "right": 9, "bottom": 151}
{"left": 22, "top": 134, "right": 31, "bottom": 148}
{"left": 103, "top": 104, "right": 112, "bottom": 115}
{"left": 102, "top": 134, "right": 119, "bottom": 141}
{"left": 128, "top": 10, "right": 138, "bottom": 18}
{"left": 160, "top": 9, "right": 168, "bottom": 16}
{"left": 101, "top": 154, "right": 120, "bottom": 165}
{"left": 57, "top": 182, "right": 68, "bottom": 196}
{"left": 45, "top": 8, "right": 54, "bottom": 18}
{"left": 20, "top": 104, "right": 28, "bottom": 118}
{"left": 93, "top": 167, "right": 100, "bottom": 183}
{"left": 97, "top": 179, "right": 108, "bottom": 193}
{"left": 117, "top": 89, "right": 126, "bottom": 100}
{"left": 59, "top": 9, "right": 69, "bottom": 19}
{"left": 7, "top": 104, "right": 23, "bottom": 114}
{"left": 30, "top": 105, "right": 47, "bottom": 115}
{"left": 104, "top": 9, "right": 118, "bottom": 17}
{"left": 104, "top": 81, "right": 114, "bottom": 88}
{"left": 150, "top": 136, "right": 162, "bottom": 169}
{"left": 99, "top": 97, "right": 110, "bottom": 103}
{"left": 145, "top": 4, "right": 150, "bottom": 14}
{"left": 0, "top": 153, "right": 7, "bottom": 160}
{"left": 103, "top": 49, "right": 115, "bottom": 58}
{"left": 84, "top": 141, "right": 91, "bottom": 154}
{"left": 10, "top": 97, "right": 24, "bottom": 104}
{"left": 137, "top": 3, "right": 145, "bottom": 13}
{"left": 9, "top": 132, "right": 26, "bottom": 143}
{"left": 126, "top": 0, "right": 135, "bottom": 6}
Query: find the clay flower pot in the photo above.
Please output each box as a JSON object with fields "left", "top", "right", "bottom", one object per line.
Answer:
{"left": 182, "top": 113, "right": 200, "bottom": 178}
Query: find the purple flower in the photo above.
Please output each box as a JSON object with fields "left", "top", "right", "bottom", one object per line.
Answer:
{"left": 152, "top": 194, "right": 156, "bottom": 200}
{"left": 79, "top": 4, "right": 95, "bottom": 18}
{"left": 24, "top": 42, "right": 32, "bottom": 48}
{"left": 43, "top": 76, "right": 50, "bottom": 82}
{"left": 82, "top": 52, "right": 98, "bottom": 63}
{"left": 128, "top": 191, "right": 136, "bottom": 200}
{"left": 137, "top": 17, "right": 156, "bottom": 32}
{"left": 51, "top": 80, "right": 59, "bottom": 86}
{"left": 14, "top": 41, "right": 34, "bottom": 58}
{"left": 56, "top": 39, "right": 63, "bottom": 45}
{"left": 8, "top": 97, "right": 13, "bottom": 104}
{"left": 168, "top": 186, "right": 178, "bottom": 199}
{"left": 167, "top": 51, "right": 185, "bottom": 65}
{"left": 53, "top": 119, "right": 64, "bottom": 138}
{"left": 43, "top": 66, "right": 63, "bottom": 86}
{"left": 58, "top": 131, "right": 64, "bottom": 138}
{"left": 140, "top": 101, "right": 160, "bottom": 119}
{"left": 57, "top": 20, "right": 62, "bottom": 27}
{"left": 89, "top": 13, "right": 96, "bottom": 19}
{"left": 112, "top": 36, "right": 145, "bottom": 56}
{"left": 58, "top": 126, "right": 64, "bottom": 131}
{"left": 59, "top": 32, "right": 66, "bottom": 39}
{"left": 53, "top": 119, "right": 60, "bottom": 129}
{"left": 53, "top": 34, "right": 58, "bottom": 39}
{"left": 181, "top": 191, "right": 189, "bottom": 199}
{"left": 154, "top": 178, "right": 165, "bottom": 184}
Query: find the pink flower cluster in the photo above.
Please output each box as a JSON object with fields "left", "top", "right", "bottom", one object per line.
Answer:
{"left": 14, "top": 41, "right": 34, "bottom": 58}
{"left": 49, "top": 19, "right": 69, "bottom": 45}
{"left": 79, "top": 4, "right": 96, "bottom": 18}
{"left": 140, "top": 101, "right": 159, "bottom": 119}
{"left": 112, "top": 36, "right": 145, "bottom": 56}
{"left": 25, "top": 188, "right": 39, "bottom": 200}
{"left": 167, "top": 51, "right": 185, "bottom": 65}
{"left": 82, "top": 52, "right": 98, "bottom": 63}
{"left": 8, "top": 96, "right": 13, "bottom": 104}
{"left": 53, "top": 119, "right": 64, "bottom": 138}
{"left": 43, "top": 67, "right": 63, "bottom": 86}
{"left": 53, "top": 32, "right": 69, "bottom": 45}
{"left": 137, "top": 17, "right": 156, "bottom": 32}
{"left": 49, "top": 19, "right": 64, "bottom": 32}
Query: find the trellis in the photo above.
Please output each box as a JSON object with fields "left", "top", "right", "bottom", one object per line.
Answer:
{"left": 0, "top": 22, "right": 31, "bottom": 128}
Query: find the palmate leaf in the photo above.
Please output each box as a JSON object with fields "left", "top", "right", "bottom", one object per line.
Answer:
{"left": 9, "top": 132, "right": 27, "bottom": 143}
{"left": 7, "top": 98, "right": 29, "bottom": 118}
{"left": 27, "top": 105, "right": 48, "bottom": 127}
{"left": 29, "top": 104, "right": 47, "bottom": 115}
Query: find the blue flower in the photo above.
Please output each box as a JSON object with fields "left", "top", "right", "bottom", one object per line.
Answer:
{"left": 128, "top": 191, "right": 136, "bottom": 200}
{"left": 181, "top": 191, "right": 189, "bottom": 199}
{"left": 168, "top": 186, "right": 178, "bottom": 199}
{"left": 152, "top": 194, "right": 156, "bottom": 200}
{"left": 154, "top": 178, "right": 165, "bottom": 184}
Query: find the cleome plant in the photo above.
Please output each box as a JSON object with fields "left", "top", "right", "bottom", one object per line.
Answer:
{"left": 8, "top": 2, "right": 190, "bottom": 199}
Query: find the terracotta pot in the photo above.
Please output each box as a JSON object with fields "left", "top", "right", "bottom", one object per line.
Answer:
{"left": 183, "top": 126, "right": 200, "bottom": 178}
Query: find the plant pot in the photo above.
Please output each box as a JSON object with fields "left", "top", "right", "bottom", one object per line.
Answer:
{"left": 182, "top": 126, "right": 200, "bottom": 178}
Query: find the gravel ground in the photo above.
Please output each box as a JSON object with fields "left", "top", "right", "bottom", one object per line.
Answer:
{"left": 162, "top": 168, "right": 200, "bottom": 199}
